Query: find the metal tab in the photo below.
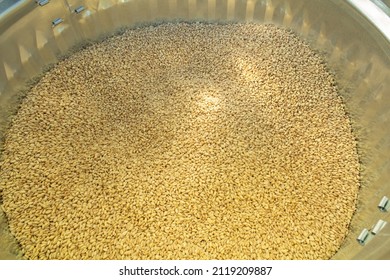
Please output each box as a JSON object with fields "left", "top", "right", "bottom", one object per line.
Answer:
{"left": 378, "top": 196, "right": 389, "bottom": 212}
{"left": 372, "top": 219, "right": 387, "bottom": 235}
{"left": 36, "top": 0, "right": 49, "bottom": 6}
{"left": 74, "top": 6, "right": 85, "bottom": 14}
{"left": 357, "top": 228, "right": 369, "bottom": 245}
{"left": 51, "top": 18, "right": 63, "bottom": 27}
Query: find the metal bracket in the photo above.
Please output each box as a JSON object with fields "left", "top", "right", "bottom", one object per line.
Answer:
{"left": 378, "top": 196, "right": 389, "bottom": 212}
{"left": 371, "top": 219, "right": 387, "bottom": 235}
{"left": 52, "top": 18, "right": 63, "bottom": 27}
{"left": 357, "top": 228, "right": 369, "bottom": 245}
{"left": 74, "top": 6, "right": 85, "bottom": 14}
{"left": 36, "top": 0, "right": 49, "bottom": 6}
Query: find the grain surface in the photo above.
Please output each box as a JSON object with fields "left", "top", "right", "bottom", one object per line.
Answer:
{"left": 0, "top": 23, "right": 360, "bottom": 260}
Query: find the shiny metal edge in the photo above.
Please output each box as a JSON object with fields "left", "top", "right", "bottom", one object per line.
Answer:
{"left": 347, "top": 0, "right": 390, "bottom": 41}
{"left": 0, "top": 0, "right": 35, "bottom": 34}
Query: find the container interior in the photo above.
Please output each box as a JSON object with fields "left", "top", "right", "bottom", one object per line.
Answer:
{"left": 0, "top": 0, "right": 389, "bottom": 259}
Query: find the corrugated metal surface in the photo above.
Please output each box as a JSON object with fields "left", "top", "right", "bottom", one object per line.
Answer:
{"left": 0, "top": 0, "right": 389, "bottom": 259}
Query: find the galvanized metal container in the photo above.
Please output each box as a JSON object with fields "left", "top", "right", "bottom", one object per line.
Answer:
{"left": 0, "top": 0, "right": 389, "bottom": 259}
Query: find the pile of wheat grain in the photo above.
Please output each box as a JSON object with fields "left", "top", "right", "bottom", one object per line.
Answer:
{"left": 0, "top": 23, "right": 360, "bottom": 259}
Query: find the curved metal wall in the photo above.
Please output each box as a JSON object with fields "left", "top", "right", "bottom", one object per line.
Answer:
{"left": 0, "top": 0, "right": 389, "bottom": 259}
